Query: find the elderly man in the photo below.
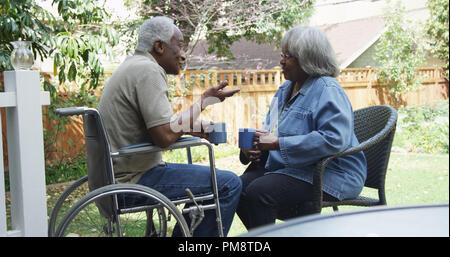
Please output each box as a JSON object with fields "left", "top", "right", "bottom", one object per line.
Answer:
{"left": 98, "top": 16, "right": 242, "bottom": 237}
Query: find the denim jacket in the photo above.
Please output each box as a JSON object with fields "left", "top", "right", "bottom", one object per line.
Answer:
{"left": 262, "top": 76, "right": 367, "bottom": 200}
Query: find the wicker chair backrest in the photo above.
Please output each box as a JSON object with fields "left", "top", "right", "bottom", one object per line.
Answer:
{"left": 353, "top": 106, "right": 397, "bottom": 189}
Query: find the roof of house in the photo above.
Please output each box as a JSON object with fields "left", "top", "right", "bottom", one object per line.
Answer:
{"left": 188, "top": 16, "right": 386, "bottom": 70}
{"left": 188, "top": 38, "right": 282, "bottom": 70}
{"left": 321, "top": 16, "right": 385, "bottom": 68}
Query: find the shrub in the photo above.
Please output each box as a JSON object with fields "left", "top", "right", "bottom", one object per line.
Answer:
{"left": 393, "top": 99, "right": 449, "bottom": 154}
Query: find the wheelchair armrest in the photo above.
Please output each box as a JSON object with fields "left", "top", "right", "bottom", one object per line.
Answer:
{"left": 55, "top": 107, "right": 87, "bottom": 117}
{"left": 119, "top": 142, "right": 154, "bottom": 150}
{"left": 116, "top": 136, "right": 203, "bottom": 156}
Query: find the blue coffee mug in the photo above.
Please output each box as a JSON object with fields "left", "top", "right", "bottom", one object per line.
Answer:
{"left": 239, "top": 128, "right": 256, "bottom": 149}
{"left": 208, "top": 122, "right": 227, "bottom": 144}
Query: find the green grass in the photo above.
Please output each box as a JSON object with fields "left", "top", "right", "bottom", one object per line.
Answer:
{"left": 379, "top": 152, "right": 448, "bottom": 205}
{"left": 162, "top": 143, "right": 240, "bottom": 163}
{"left": 330, "top": 152, "right": 449, "bottom": 208}
{"left": 227, "top": 151, "right": 449, "bottom": 236}
{"left": 37, "top": 150, "right": 450, "bottom": 237}
{"left": 45, "top": 154, "right": 87, "bottom": 184}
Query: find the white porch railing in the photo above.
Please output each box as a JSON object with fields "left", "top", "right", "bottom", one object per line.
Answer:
{"left": 0, "top": 71, "right": 50, "bottom": 236}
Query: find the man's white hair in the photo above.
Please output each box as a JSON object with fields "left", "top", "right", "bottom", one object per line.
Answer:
{"left": 136, "top": 16, "right": 175, "bottom": 52}
{"left": 281, "top": 26, "right": 340, "bottom": 77}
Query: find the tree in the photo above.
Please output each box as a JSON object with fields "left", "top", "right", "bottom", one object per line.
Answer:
{"left": 0, "top": 0, "right": 119, "bottom": 93}
{"left": 0, "top": 0, "right": 55, "bottom": 72}
{"left": 0, "top": 0, "right": 119, "bottom": 162}
{"left": 139, "top": 0, "right": 314, "bottom": 68}
{"left": 50, "top": 0, "right": 119, "bottom": 92}
{"left": 425, "top": 0, "right": 449, "bottom": 79}
{"left": 373, "top": 0, "right": 426, "bottom": 106}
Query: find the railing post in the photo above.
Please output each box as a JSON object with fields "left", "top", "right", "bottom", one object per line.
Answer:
{"left": 0, "top": 70, "right": 50, "bottom": 237}
{"left": 274, "top": 67, "right": 281, "bottom": 85}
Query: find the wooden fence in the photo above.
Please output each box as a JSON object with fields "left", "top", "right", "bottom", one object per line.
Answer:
{"left": 168, "top": 67, "right": 448, "bottom": 144}
{"left": 169, "top": 68, "right": 284, "bottom": 145}
{"left": 1, "top": 67, "right": 449, "bottom": 166}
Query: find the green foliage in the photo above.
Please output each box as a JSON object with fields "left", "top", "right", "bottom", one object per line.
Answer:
{"left": 43, "top": 88, "right": 99, "bottom": 162}
{"left": 0, "top": 0, "right": 55, "bottom": 70}
{"left": 139, "top": 0, "right": 314, "bottom": 67}
{"left": 247, "top": 0, "right": 315, "bottom": 46}
{"left": 425, "top": 0, "right": 449, "bottom": 79}
{"left": 373, "top": 0, "right": 426, "bottom": 105}
{"left": 50, "top": 0, "right": 120, "bottom": 90}
{"left": 0, "top": 0, "right": 119, "bottom": 163}
{"left": 45, "top": 154, "right": 87, "bottom": 184}
{"left": 0, "top": 0, "right": 119, "bottom": 91}
{"left": 393, "top": 100, "right": 449, "bottom": 154}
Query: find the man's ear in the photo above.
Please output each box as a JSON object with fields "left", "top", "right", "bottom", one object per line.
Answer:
{"left": 153, "top": 40, "right": 165, "bottom": 55}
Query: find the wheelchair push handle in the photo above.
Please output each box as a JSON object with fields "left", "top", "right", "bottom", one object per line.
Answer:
{"left": 55, "top": 107, "right": 87, "bottom": 117}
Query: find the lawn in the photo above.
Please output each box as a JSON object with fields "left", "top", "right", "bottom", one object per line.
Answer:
{"left": 211, "top": 150, "right": 449, "bottom": 237}
{"left": 40, "top": 149, "right": 448, "bottom": 237}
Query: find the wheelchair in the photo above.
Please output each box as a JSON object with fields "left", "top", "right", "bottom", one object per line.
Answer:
{"left": 48, "top": 107, "right": 224, "bottom": 237}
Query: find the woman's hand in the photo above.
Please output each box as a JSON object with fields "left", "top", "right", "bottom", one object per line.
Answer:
{"left": 255, "top": 129, "right": 280, "bottom": 151}
{"left": 242, "top": 148, "right": 262, "bottom": 162}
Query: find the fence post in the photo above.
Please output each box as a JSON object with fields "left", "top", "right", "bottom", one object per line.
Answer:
{"left": 0, "top": 70, "right": 50, "bottom": 237}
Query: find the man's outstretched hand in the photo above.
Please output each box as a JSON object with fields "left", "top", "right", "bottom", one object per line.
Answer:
{"left": 201, "top": 81, "right": 240, "bottom": 109}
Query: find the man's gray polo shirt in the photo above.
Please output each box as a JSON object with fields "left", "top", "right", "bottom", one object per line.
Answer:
{"left": 98, "top": 50, "right": 176, "bottom": 184}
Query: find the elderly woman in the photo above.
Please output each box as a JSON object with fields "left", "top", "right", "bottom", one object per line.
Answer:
{"left": 236, "top": 26, "right": 367, "bottom": 230}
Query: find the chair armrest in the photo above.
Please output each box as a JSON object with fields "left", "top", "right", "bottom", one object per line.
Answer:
{"left": 309, "top": 143, "right": 371, "bottom": 213}
{"left": 114, "top": 136, "right": 202, "bottom": 157}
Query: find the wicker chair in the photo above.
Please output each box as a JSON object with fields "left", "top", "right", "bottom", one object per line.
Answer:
{"left": 279, "top": 105, "right": 398, "bottom": 218}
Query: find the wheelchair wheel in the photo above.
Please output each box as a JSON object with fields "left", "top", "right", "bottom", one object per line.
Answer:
{"left": 48, "top": 175, "right": 89, "bottom": 237}
{"left": 55, "top": 184, "right": 190, "bottom": 237}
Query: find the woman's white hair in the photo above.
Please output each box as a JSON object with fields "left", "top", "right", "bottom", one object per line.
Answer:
{"left": 281, "top": 26, "right": 340, "bottom": 77}
{"left": 136, "top": 16, "right": 175, "bottom": 52}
